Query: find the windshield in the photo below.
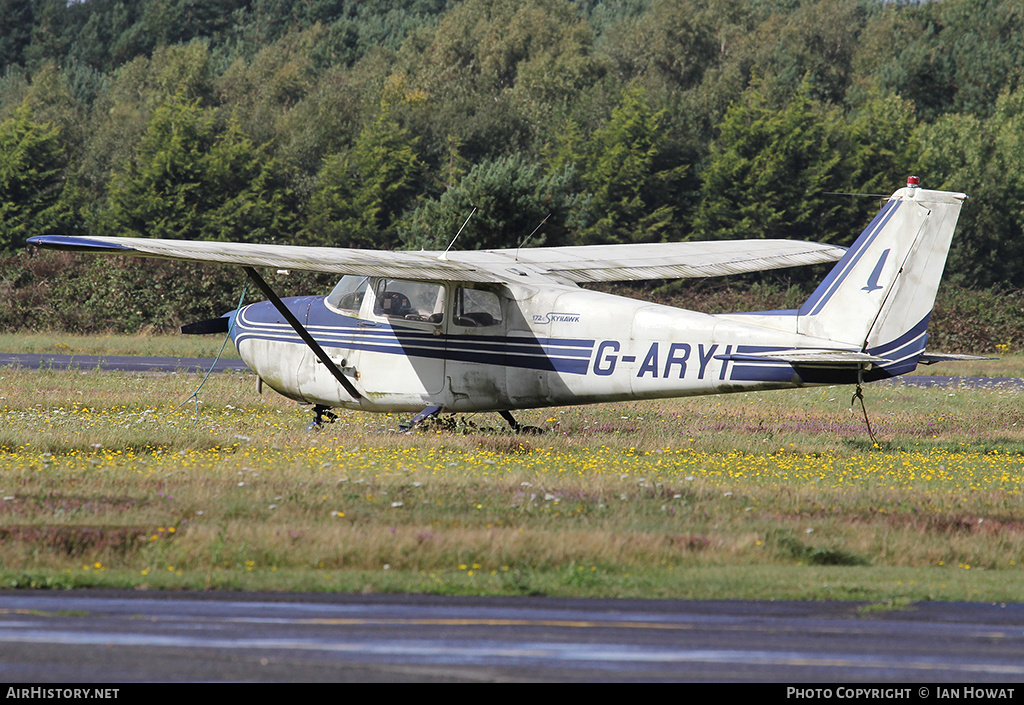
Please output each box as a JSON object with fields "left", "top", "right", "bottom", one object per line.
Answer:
{"left": 325, "top": 275, "right": 369, "bottom": 314}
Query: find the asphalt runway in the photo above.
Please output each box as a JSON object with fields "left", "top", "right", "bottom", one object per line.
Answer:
{"left": 0, "top": 353, "right": 248, "bottom": 373}
{"left": 2, "top": 592, "right": 1024, "bottom": 682}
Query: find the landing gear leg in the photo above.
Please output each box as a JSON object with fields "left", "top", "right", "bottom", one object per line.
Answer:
{"left": 498, "top": 410, "right": 543, "bottom": 435}
{"left": 399, "top": 405, "right": 443, "bottom": 433}
{"left": 309, "top": 404, "right": 338, "bottom": 430}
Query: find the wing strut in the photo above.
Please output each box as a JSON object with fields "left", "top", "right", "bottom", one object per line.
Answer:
{"left": 243, "top": 266, "right": 362, "bottom": 401}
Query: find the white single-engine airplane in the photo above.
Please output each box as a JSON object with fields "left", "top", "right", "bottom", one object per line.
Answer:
{"left": 29, "top": 178, "right": 976, "bottom": 432}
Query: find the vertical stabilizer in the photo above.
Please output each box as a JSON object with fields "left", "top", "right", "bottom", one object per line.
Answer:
{"left": 797, "top": 182, "right": 966, "bottom": 370}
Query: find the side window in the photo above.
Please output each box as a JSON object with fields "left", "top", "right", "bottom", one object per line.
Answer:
{"left": 326, "top": 275, "right": 369, "bottom": 315}
{"left": 454, "top": 288, "right": 502, "bottom": 327}
{"left": 373, "top": 279, "right": 445, "bottom": 323}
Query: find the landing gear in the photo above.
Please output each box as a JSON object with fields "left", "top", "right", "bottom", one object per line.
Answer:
{"left": 308, "top": 404, "right": 338, "bottom": 430}
{"left": 498, "top": 410, "right": 544, "bottom": 435}
{"left": 396, "top": 407, "right": 545, "bottom": 434}
{"left": 399, "top": 405, "right": 443, "bottom": 433}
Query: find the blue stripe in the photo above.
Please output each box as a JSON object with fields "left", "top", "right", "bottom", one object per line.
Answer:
{"left": 735, "top": 345, "right": 788, "bottom": 354}
{"left": 233, "top": 299, "right": 595, "bottom": 376}
{"left": 728, "top": 364, "right": 797, "bottom": 383}
{"left": 799, "top": 200, "right": 900, "bottom": 317}
{"left": 236, "top": 326, "right": 594, "bottom": 375}
{"left": 446, "top": 339, "right": 594, "bottom": 359}
{"left": 445, "top": 349, "right": 590, "bottom": 374}
{"left": 866, "top": 314, "right": 930, "bottom": 356}
{"left": 874, "top": 334, "right": 927, "bottom": 367}
{"left": 728, "top": 309, "right": 799, "bottom": 317}
{"left": 279, "top": 328, "right": 595, "bottom": 360}
{"left": 28, "top": 235, "right": 136, "bottom": 252}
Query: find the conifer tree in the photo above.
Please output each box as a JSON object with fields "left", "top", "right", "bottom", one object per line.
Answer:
{"left": 574, "top": 83, "right": 687, "bottom": 244}
{"left": 693, "top": 79, "right": 846, "bottom": 244}
{"left": 102, "top": 94, "right": 292, "bottom": 242}
{"left": 302, "top": 74, "right": 426, "bottom": 249}
{"left": 0, "top": 102, "right": 66, "bottom": 250}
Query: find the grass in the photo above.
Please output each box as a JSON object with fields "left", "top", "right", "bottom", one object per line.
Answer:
{"left": 1, "top": 341, "right": 1024, "bottom": 601}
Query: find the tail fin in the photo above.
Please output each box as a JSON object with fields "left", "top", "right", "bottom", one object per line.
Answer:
{"left": 797, "top": 181, "right": 966, "bottom": 370}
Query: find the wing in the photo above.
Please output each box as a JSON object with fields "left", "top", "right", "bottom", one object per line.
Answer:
{"left": 27, "top": 235, "right": 501, "bottom": 283}
{"left": 27, "top": 235, "right": 845, "bottom": 284}
{"left": 483, "top": 241, "right": 847, "bottom": 283}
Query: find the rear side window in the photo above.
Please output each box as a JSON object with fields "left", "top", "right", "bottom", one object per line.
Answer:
{"left": 453, "top": 288, "right": 502, "bottom": 327}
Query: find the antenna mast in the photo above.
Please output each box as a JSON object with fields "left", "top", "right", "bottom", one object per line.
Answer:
{"left": 516, "top": 213, "right": 551, "bottom": 260}
{"left": 439, "top": 208, "right": 477, "bottom": 261}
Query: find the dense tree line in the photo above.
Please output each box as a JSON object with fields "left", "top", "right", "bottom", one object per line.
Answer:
{"left": 2, "top": 0, "right": 1024, "bottom": 310}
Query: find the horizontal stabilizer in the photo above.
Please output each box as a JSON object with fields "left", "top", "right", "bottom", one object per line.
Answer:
{"left": 917, "top": 352, "right": 996, "bottom": 365}
{"left": 718, "top": 349, "right": 889, "bottom": 368}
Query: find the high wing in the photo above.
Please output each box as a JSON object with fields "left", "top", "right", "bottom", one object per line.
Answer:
{"left": 456, "top": 241, "right": 847, "bottom": 283}
{"left": 27, "top": 235, "right": 845, "bottom": 284}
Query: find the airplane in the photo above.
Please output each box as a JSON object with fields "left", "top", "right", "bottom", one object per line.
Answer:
{"left": 28, "top": 177, "right": 979, "bottom": 433}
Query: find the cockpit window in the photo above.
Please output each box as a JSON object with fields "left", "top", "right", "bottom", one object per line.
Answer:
{"left": 453, "top": 287, "right": 502, "bottom": 327}
{"left": 373, "top": 279, "right": 445, "bottom": 323}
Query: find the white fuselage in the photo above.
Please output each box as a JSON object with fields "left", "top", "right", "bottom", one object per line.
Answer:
{"left": 232, "top": 278, "right": 874, "bottom": 413}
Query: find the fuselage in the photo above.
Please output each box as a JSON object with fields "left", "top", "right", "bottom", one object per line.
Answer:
{"left": 230, "top": 276, "right": 910, "bottom": 413}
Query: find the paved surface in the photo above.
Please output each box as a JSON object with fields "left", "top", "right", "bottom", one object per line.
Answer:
{"left": 0, "top": 353, "right": 248, "bottom": 373}
{"left": 888, "top": 375, "right": 1024, "bottom": 389}
{"left": 1, "top": 592, "right": 1024, "bottom": 682}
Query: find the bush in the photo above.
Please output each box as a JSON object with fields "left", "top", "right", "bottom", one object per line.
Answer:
{"left": 0, "top": 248, "right": 334, "bottom": 333}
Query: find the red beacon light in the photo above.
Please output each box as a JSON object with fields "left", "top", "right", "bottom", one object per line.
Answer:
{"left": 907, "top": 175, "right": 920, "bottom": 188}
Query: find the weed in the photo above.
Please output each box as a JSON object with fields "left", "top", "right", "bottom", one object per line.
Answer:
{"left": 2, "top": 344, "right": 1024, "bottom": 600}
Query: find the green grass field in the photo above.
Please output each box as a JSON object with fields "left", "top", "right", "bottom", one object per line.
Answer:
{"left": 1, "top": 338, "right": 1023, "bottom": 603}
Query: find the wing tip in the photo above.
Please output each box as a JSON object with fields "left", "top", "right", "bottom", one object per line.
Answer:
{"left": 28, "top": 235, "right": 136, "bottom": 252}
